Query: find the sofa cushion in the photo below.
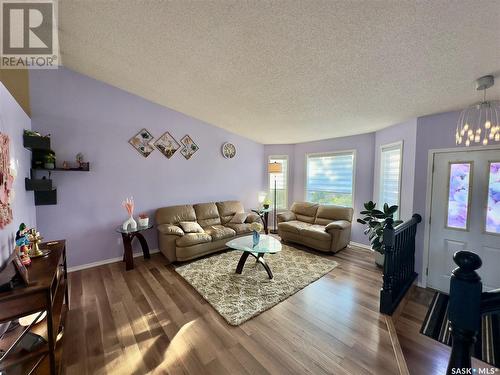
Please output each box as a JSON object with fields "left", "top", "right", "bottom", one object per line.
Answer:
{"left": 203, "top": 225, "right": 236, "bottom": 241}
{"left": 179, "top": 221, "right": 204, "bottom": 233}
{"left": 157, "top": 224, "right": 184, "bottom": 236}
{"left": 290, "top": 202, "right": 319, "bottom": 223}
{"left": 300, "top": 224, "right": 331, "bottom": 242}
{"left": 278, "top": 220, "right": 312, "bottom": 234}
{"left": 216, "top": 200, "right": 245, "bottom": 224}
{"left": 156, "top": 204, "right": 196, "bottom": 225}
{"left": 230, "top": 212, "right": 248, "bottom": 224}
{"left": 176, "top": 232, "right": 212, "bottom": 247}
{"left": 194, "top": 202, "right": 221, "bottom": 227}
{"left": 224, "top": 223, "right": 253, "bottom": 234}
{"left": 315, "top": 205, "right": 354, "bottom": 225}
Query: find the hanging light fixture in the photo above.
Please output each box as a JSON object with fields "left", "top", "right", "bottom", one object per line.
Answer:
{"left": 456, "top": 75, "right": 500, "bottom": 147}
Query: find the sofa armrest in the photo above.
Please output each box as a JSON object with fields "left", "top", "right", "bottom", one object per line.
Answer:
{"left": 277, "top": 211, "right": 296, "bottom": 223}
{"left": 246, "top": 212, "right": 262, "bottom": 223}
{"left": 325, "top": 220, "right": 351, "bottom": 231}
{"left": 157, "top": 224, "right": 184, "bottom": 236}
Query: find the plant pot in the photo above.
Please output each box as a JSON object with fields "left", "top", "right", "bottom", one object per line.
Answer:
{"left": 375, "top": 252, "right": 385, "bottom": 267}
{"left": 138, "top": 218, "right": 149, "bottom": 227}
{"left": 44, "top": 162, "right": 55, "bottom": 169}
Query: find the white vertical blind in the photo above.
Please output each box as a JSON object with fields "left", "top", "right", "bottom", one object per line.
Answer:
{"left": 379, "top": 143, "right": 402, "bottom": 216}
{"left": 306, "top": 152, "right": 354, "bottom": 207}
{"left": 269, "top": 156, "right": 288, "bottom": 209}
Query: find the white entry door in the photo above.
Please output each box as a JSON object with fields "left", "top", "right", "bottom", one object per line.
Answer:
{"left": 427, "top": 148, "right": 500, "bottom": 293}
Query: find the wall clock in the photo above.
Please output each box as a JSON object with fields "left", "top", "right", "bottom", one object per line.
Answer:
{"left": 221, "top": 142, "right": 236, "bottom": 159}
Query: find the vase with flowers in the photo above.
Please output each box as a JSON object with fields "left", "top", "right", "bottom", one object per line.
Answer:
{"left": 122, "top": 197, "right": 137, "bottom": 231}
{"left": 262, "top": 198, "right": 272, "bottom": 209}
{"left": 249, "top": 222, "right": 263, "bottom": 246}
{"left": 138, "top": 213, "right": 149, "bottom": 227}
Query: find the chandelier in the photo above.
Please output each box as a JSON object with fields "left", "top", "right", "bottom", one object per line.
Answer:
{"left": 456, "top": 75, "right": 500, "bottom": 146}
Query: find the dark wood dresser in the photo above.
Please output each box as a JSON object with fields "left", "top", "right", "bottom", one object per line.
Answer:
{"left": 0, "top": 240, "right": 69, "bottom": 374}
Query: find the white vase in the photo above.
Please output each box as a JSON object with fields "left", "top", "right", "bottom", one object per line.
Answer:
{"left": 122, "top": 216, "right": 137, "bottom": 231}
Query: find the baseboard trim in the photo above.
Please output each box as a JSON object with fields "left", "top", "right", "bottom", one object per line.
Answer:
{"left": 349, "top": 241, "right": 372, "bottom": 251}
{"left": 68, "top": 249, "right": 160, "bottom": 273}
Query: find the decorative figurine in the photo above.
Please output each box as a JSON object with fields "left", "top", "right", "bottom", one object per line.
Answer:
{"left": 28, "top": 229, "right": 44, "bottom": 257}
{"left": 16, "top": 223, "right": 31, "bottom": 266}
{"left": 76, "top": 153, "right": 84, "bottom": 167}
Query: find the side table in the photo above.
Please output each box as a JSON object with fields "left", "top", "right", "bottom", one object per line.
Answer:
{"left": 251, "top": 208, "right": 272, "bottom": 234}
{"left": 115, "top": 224, "right": 153, "bottom": 270}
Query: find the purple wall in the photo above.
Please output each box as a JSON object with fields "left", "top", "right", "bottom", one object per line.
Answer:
{"left": 265, "top": 133, "right": 375, "bottom": 245}
{"left": 0, "top": 83, "right": 36, "bottom": 268}
{"left": 413, "top": 110, "right": 461, "bottom": 283}
{"left": 29, "top": 68, "right": 264, "bottom": 268}
{"left": 374, "top": 119, "right": 417, "bottom": 221}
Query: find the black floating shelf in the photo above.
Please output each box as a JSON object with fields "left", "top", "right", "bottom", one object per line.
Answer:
{"left": 23, "top": 134, "right": 51, "bottom": 150}
{"left": 32, "top": 166, "right": 90, "bottom": 172}
{"left": 34, "top": 189, "right": 57, "bottom": 206}
{"left": 25, "top": 178, "right": 53, "bottom": 191}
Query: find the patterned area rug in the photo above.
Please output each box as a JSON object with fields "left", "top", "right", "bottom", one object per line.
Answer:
{"left": 175, "top": 245, "right": 338, "bottom": 326}
{"left": 421, "top": 292, "right": 500, "bottom": 368}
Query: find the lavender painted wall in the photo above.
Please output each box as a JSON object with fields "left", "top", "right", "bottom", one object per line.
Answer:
{"left": 29, "top": 68, "right": 264, "bottom": 268}
{"left": 265, "top": 133, "right": 375, "bottom": 245}
{"left": 0, "top": 83, "right": 36, "bottom": 268}
{"left": 374, "top": 119, "right": 417, "bottom": 221}
{"left": 413, "top": 110, "right": 461, "bottom": 283}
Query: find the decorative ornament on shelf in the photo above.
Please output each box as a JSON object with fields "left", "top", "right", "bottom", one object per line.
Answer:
{"left": 16, "top": 223, "right": 31, "bottom": 266}
{"left": 221, "top": 142, "right": 236, "bottom": 159}
{"left": 138, "top": 213, "right": 149, "bottom": 227}
{"left": 28, "top": 228, "right": 45, "bottom": 258}
{"left": 249, "top": 222, "right": 263, "bottom": 246}
{"left": 456, "top": 75, "right": 500, "bottom": 147}
{"left": 122, "top": 197, "right": 137, "bottom": 230}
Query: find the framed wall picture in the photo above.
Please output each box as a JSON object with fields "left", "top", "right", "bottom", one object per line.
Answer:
{"left": 180, "top": 135, "right": 199, "bottom": 160}
{"left": 154, "top": 132, "right": 180, "bottom": 159}
{"left": 128, "top": 129, "right": 155, "bottom": 158}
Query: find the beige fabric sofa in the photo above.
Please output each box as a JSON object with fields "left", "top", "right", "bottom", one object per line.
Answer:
{"left": 155, "top": 200, "right": 261, "bottom": 262}
{"left": 277, "top": 202, "right": 353, "bottom": 253}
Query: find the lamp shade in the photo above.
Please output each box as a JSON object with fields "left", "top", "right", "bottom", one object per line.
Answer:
{"left": 268, "top": 162, "right": 282, "bottom": 174}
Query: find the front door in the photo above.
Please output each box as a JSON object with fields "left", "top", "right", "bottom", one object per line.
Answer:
{"left": 427, "top": 148, "right": 500, "bottom": 293}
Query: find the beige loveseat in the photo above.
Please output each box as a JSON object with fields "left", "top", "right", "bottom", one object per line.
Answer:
{"left": 277, "top": 202, "right": 353, "bottom": 253}
{"left": 155, "top": 200, "right": 261, "bottom": 262}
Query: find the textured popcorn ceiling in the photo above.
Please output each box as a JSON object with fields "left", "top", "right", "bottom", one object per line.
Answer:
{"left": 58, "top": 1, "right": 500, "bottom": 144}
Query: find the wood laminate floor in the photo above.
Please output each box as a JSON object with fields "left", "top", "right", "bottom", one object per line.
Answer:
{"left": 60, "top": 245, "right": 463, "bottom": 375}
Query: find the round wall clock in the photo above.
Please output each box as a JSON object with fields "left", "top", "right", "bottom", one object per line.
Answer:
{"left": 221, "top": 142, "right": 236, "bottom": 159}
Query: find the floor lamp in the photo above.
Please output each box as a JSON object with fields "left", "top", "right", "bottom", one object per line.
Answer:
{"left": 268, "top": 161, "right": 282, "bottom": 234}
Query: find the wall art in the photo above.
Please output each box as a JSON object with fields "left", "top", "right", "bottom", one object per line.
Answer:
{"left": 222, "top": 142, "right": 236, "bottom": 159}
{"left": 129, "top": 129, "right": 155, "bottom": 158}
{"left": 0, "top": 133, "right": 14, "bottom": 229}
{"left": 154, "top": 132, "right": 180, "bottom": 159}
{"left": 180, "top": 135, "right": 199, "bottom": 160}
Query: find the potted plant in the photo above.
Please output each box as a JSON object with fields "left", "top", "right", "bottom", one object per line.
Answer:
{"left": 44, "top": 152, "right": 56, "bottom": 169}
{"left": 138, "top": 213, "right": 149, "bottom": 227}
{"left": 263, "top": 198, "right": 272, "bottom": 209}
{"left": 357, "top": 201, "right": 403, "bottom": 267}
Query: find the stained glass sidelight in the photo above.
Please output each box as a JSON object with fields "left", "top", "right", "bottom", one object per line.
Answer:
{"left": 446, "top": 163, "right": 472, "bottom": 230}
{"left": 486, "top": 162, "right": 500, "bottom": 234}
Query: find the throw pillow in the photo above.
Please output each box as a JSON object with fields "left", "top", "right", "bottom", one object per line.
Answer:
{"left": 230, "top": 212, "right": 248, "bottom": 224}
{"left": 179, "top": 221, "right": 204, "bottom": 233}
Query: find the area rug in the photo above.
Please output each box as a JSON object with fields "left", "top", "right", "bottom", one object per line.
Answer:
{"left": 421, "top": 292, "right": 500, "bottom": 368}
{"left": 175, "top": 245, "right": 338, "bottom": 326}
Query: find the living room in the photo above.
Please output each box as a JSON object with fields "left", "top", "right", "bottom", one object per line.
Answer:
{"left": 0, "top": 1, "right": 499, "bottom": 374}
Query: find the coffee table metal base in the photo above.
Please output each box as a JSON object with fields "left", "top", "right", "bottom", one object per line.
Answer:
{"left": 235, "top": 252, "right": 273, "bottom": 279}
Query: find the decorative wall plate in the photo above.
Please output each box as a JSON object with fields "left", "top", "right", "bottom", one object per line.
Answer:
{"left": 154, "top": 132, "right": 180, "bottom": 159}
{"left": 222, "top": 142, "right": 236, "bottom": 159}
{"left": 128, "top": 129, "right": 155, "bottom": 158}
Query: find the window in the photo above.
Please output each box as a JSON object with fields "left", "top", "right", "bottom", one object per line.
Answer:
{"left": 486, "top": 161, "right": 500, "bottom": 234}
{"left": 379, "top": 142, "right": 403, "bottom": 219}
{"left": 269, "top": 155, "right": 288, "bottom": 210}
{"left": 306, "top": 151, "right": 355, "bottom": 207}
{"left": 446, "top": 162, "right": 472, "bottom": 230}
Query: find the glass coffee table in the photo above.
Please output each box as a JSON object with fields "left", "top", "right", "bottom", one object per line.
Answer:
{"left": 226, "top": 235, "right": 282, "bottom": 279}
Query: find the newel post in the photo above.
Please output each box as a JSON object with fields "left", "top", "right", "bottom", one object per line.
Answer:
{"left": 380, "top": 218, "right": 395, "bottom": 314}
{"left": 446, "top": 251, "right": 482, "bottom": 375}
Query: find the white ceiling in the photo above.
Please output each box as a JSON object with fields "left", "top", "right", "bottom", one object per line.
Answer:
{"left": 58, "top": 0, "right": 500, "bottom": 144}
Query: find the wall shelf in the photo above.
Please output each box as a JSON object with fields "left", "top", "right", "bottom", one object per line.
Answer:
{"left": 25, "top": 178, "right": 53, "bottom": 191}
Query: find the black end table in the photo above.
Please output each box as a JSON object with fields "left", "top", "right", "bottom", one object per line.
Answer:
{"left": 115, "top": 224, "right": 153, "bottom": 270}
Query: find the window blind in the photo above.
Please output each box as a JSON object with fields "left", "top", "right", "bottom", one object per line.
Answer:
{"left": 269, "top": 156, "right": 288, "bottom": 209}
{"left": 306, "top": 152, "right": 354, "bottom": 207}
{"left": 379, "top": 144, "right": 402, "bottom": 214}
